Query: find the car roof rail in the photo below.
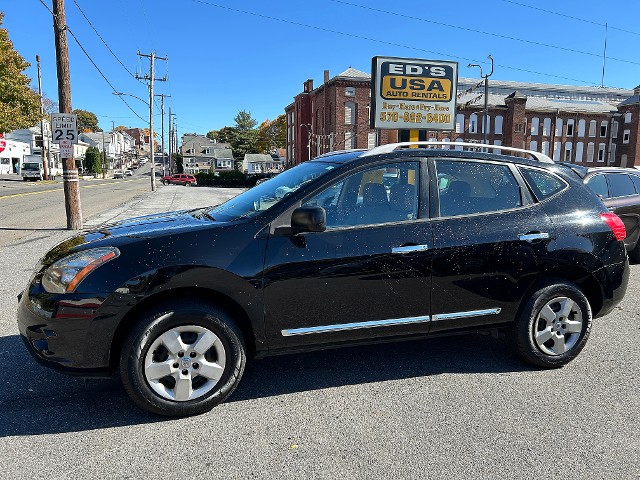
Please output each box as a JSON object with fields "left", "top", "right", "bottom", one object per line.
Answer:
{"left": 361, "top": 141, "right": 554, "bottom": 164}
{"left": 314, "top": 149, "right": 366, "bottom": 159}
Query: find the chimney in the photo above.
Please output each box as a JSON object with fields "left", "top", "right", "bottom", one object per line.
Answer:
{"left": 634, "top": 85, "right": 640, "bottom": 96}
{"left": 304, "top": 79, "right": 314, "bottom": 93}
{"left": 324, "top": 70, "right": 330, "bottom": 84}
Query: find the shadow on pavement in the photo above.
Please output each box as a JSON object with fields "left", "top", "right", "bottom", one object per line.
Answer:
{"left": 0, "top": 331, "right": 533, "bottom": 437}
{"left": 0, "top": 228, "right": 67, "bottom": 232}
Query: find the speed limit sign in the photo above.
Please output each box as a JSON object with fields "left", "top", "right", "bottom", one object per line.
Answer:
{"left": 51, "top": 113, "right": 78, "bottom": 144}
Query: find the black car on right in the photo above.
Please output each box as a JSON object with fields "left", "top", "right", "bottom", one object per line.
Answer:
{"left": 581, "top": 167, "right": 640, "bottom": 261}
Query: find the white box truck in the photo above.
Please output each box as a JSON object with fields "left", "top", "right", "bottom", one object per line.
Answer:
{"left": 21, "top": 155, "right": 61, "bottom": 181}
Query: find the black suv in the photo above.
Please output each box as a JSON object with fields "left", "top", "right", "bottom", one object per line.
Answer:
{"left": 17, "top": 143, "right": 629, "bottom": 416}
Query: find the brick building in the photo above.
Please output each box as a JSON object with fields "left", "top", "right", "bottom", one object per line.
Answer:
{"left": 286, "top": 67, "right": 640, "bottom": 167}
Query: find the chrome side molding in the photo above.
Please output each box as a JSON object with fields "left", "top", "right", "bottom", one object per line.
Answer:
{"left": 432, "top": 308, "right": 502, "bottom": 321}
{"left": 281, "top": 308, "right": 503, "bottom": 336}
{"left": 392, "top": 244, "right": 430, "bottom": 254}
{"left": 281, "top": 315, "right": 431, "bottom": 336}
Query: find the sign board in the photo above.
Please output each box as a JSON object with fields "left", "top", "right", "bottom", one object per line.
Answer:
{"left": 59, "top": 139, "right": 73, "bottom": 158}
{"left": 371, "top": 56, "right": 458, "bottom": 131}
{"left": 51, "top": 113, "right": 78, "bottom": 145}
{"left": 0, "top": 138, "right": 5, "bottom": 154}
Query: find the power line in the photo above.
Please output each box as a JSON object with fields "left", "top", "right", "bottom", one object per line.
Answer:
{"left": 72, "top": 0, "right": 139, "bottom": 80}
{"left": 501, "top": 0, "right": 640, "bottom": 37}
{"left": 332, "top": 0, "right": 640, "bottom": 66}
{"left": 36, "top": 0, "right": 147, "bottom": 124}
{"left": 186, "top": 0, "right": 604, "bottom": 86}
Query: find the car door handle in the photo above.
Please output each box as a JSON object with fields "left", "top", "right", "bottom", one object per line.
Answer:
{"left": 392, "top": 244, "right": 430, "bottom": 254}
{"left": 519, "top": 232, "right": 549, "bottom": 242}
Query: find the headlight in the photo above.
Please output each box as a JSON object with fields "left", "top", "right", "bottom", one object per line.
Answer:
{"left": 41, "top": 247, "right": 120, "bottom": 294}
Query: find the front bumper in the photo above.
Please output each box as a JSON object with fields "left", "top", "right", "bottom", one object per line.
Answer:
{"left": 17, "top": 282, "right": 114, "bottom": 376}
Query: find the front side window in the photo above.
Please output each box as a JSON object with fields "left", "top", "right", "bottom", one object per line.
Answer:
{"left": 303, "top": 162, "right": 419, "bottom": 228}
{"left": 436, "top": 160, "right": 522, "bottom": 217}
{"left": 608, "top": 174, "right": 636, "bottom": 197}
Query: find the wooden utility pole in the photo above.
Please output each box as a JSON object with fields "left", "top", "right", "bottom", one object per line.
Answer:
{"left": 52, "top": 0, "right": 82, "bottom": 229}
{"left": 168, "top": 106, "right": 172, "bottom": 175}
{"left": 136, "top": 51, "right": 167, "bottom": 191}
{"left": 156, "top": 94, "right": 171, "bottom": 177}
{"left": 36, "top": 55, "right": 49, "bottom": 181}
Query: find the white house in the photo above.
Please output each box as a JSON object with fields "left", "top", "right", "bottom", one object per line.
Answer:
{"left": 242, "top": 153, "right": 284, "bottom": 175}
{"left": 0, "top": 137, "right": 31, "bottom": 174}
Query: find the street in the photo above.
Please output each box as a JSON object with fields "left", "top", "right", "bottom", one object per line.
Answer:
{"left": 0, "top": 177, "right": 639, "bottom": 479}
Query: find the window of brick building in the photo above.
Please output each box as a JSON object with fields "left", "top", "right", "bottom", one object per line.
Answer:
{"left": 530, "top": 117, "right": 539, "bottom": 135}
{"left": 482, "top": 114, "right": 491, "bottom": 134}
{"left": 345, "top": 131, "right": 354, "bottom": 149}
{"left": 345, "top": 102, "right": 356, "bottom": 125}
{"left": 469, "top": 114, "right": 478, "bottom": 133}
{"left": 600, "top": 121, "right": 608, "bottom": 138}
{"left": 575, "top": 142, "right": 584, "bottom": 163}
{"left": 345, "top": 87, "right": 355, "bottom": 97}
{"left": 543, "top": 118, "right": 551, "bottom": 136}
{"left": 597, "top": 144, "right": 606, "bottom": 162}
{"left": 564, "top": 142, "right": 572, "bottom": 162}
{"left": 589, "top": 120, "right": 596, "bottom": 137}
{"left": 455, "top": 114, "right": 465, "bottom": 133}
{"left": 495, "top": 115, "right": 503, "bottom": 135}
{"left": 555, "top": 118, "right": 563, "bottom": 136}
{"left": 623, "top": 130, "right": 631, "bottom": 144}
{"left": 611, "top": 120, "right": 618, "bottom": 139}
{"left": 514, "top": 123, "right": 524, "bottom": 133}
{"left": 566, "top": 119, "right": 574, "bottom": 136}
{"left": 493, "top": 140, "right": 502, "bottom": 153}
{"left": 553, "top": 141, "right": 561, "bottom": 161}
{"left": 625, "top": 112, "right": 632, "bottom": 123}
{"left": 367, "top": 132, "right": 376, "bottom": 149}
{"left": 578, "top": 119, "right": 585, "bottom": 137}
{"left": 587, "top": 143, "right": 594, "bottom": 162}
{"left": 542, "top": 141, "right": 549, "bottom": 156}
{"left": 530, "top": 140, "right": 538, "bottom": 152}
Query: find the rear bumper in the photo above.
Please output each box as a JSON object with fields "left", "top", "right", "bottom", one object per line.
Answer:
{"left": 594, "top": 257, "right": 630, "bottom": 318}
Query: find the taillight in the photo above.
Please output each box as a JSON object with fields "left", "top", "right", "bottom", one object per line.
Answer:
{"left": 600, "top": 212, "right": 626, "bottom": 241}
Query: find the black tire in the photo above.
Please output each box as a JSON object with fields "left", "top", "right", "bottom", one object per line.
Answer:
{"left": 185, "top": 182, "right": 191, "bottom": 187}
{"left": 513, "top": 280, "right": 592, "bottom": 368}
{"left": 119, "top": 300, "right": 246, "bottom": 416}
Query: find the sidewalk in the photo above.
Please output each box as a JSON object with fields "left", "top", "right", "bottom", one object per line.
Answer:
{"left": 84, "top": 184, "right": 246, "bottom": 229}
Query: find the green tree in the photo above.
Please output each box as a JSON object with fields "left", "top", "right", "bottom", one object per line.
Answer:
{"left": 84, "top": 146, "right": 102, "bottom": 175}
{"left": 73, "top": 109, "right": 99, "bottom": 132}
{"left": 230, "top": 110, "right": 258, "bottom": 160}
{"left": 207, "top": 126, "right": 234, "bottom": 144}
{"left": 173, "top": 153, "right": 183, "bottom": 173}
{"left": 0, "top": 13, "right": 41, "bottom": 133}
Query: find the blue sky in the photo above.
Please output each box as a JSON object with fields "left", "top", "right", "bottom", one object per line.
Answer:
{"left": 3, "top": 0, "right": 640, "bottom": 138}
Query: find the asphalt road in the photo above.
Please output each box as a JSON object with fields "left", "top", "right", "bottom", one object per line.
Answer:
{"left": 0, "top": 178, "right": 638, "bottom": 479}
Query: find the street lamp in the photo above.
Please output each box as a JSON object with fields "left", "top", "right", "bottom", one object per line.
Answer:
{"left": 301, "top": 123, "right": 312, "bottom": 161}
{"left": 467, "top": 55, "right": 494, "bottom": 148}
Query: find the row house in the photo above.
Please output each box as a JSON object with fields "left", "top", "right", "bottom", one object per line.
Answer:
{"left": 5, "top": 120, "right": 64, "bottom": 175}
{"left": 286, "top": 67, "right": 639, "bottom": 167}
{"left": 79, "top": 130, "right": 137, "bottom": 170}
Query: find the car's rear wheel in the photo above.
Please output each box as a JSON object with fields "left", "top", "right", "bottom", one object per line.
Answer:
{"left": 513, "top": 281, "right": 592, "bottom": 368}
{"left": 119, "top": 301, "right": 246, "bottom": 416}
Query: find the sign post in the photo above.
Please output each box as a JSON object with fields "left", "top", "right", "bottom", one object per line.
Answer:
{"left": 371, "top": 56, "right": 458, "bottom": 141}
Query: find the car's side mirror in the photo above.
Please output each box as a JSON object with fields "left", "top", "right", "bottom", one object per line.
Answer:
{"left": 291, "top": 206, "right": 326, "bottom": 233}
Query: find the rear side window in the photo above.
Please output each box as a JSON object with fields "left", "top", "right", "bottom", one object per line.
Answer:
{"left": 520, "top": 168, "right": 566, "bottom": 201}
{"left": 436, "top": 160, "right": 522, "bottom": 217}
{"left": 630, "top": 175, "right": 640, "bottom": 194}
{"left": 585, "top": 174, "right": 609, "bottom": 198}
{"left": 608, "top": 174, "right": 636, "bottom": 197}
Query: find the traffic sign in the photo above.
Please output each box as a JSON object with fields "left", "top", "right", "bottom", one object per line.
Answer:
{"left": 51, "top": 113, "right": 78, "bottom": 145}
{"left": 59, "top": 139, "right": 73, "bottom": 158}
{"left": 0, "top": 138, "right": 5, "bottom": 154}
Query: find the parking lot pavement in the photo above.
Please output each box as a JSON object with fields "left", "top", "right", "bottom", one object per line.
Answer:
{"left": 0, "top": 184, "right": 638, "bottom": 479}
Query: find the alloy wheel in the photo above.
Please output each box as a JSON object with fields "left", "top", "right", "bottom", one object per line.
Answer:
{"left": 532, "top": 296, "right": 583, "bottom": 356}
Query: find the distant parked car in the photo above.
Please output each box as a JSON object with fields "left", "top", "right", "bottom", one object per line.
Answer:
{"left": 113, "top": 171, "right": 124, "bottom": 179}
{"left": 581, "top": 166, "right": 640, "bottom": 261}
{"left": 161, "top": 173, "right": 197, "bottom": 186}
{"left": 125, "top": 170, "right": 133, "bottom": 176}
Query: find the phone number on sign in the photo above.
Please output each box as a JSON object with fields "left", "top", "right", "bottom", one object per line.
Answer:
{"left": 379, "top": 112, "right": 451, "bottom": 124}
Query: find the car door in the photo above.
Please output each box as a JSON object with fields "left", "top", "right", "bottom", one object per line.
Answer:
{"left": 262, "top": 159, "right": 433, "bottom": 350}
{"left": 429, "top": 158, "right": 553, "bottom": 332}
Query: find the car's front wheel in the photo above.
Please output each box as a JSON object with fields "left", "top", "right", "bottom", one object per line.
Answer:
{"left": 120, "top": 301, "right": 246, "bottom": 416}
{"left": 513, "top": 281, "right": 592, "bottom": 368}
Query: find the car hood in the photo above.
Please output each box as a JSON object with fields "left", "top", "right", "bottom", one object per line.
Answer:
{"left": 40, "top": 209, "right": 223, "bottom": 267}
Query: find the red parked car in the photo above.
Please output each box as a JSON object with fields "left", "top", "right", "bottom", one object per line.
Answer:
{"left": 161, "top": 173, "right": 197, "bottom": 186}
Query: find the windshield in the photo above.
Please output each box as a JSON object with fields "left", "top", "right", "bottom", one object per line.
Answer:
{"left": 208, "top": 161, "right": 336, "bottom": 222}
{"left": 22, "top": 163, "right": 40, "bottom": 171}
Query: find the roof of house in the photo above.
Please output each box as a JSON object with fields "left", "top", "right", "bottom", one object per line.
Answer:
{"left": 244, "top": 153, "right": 279, "bottom": 163}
